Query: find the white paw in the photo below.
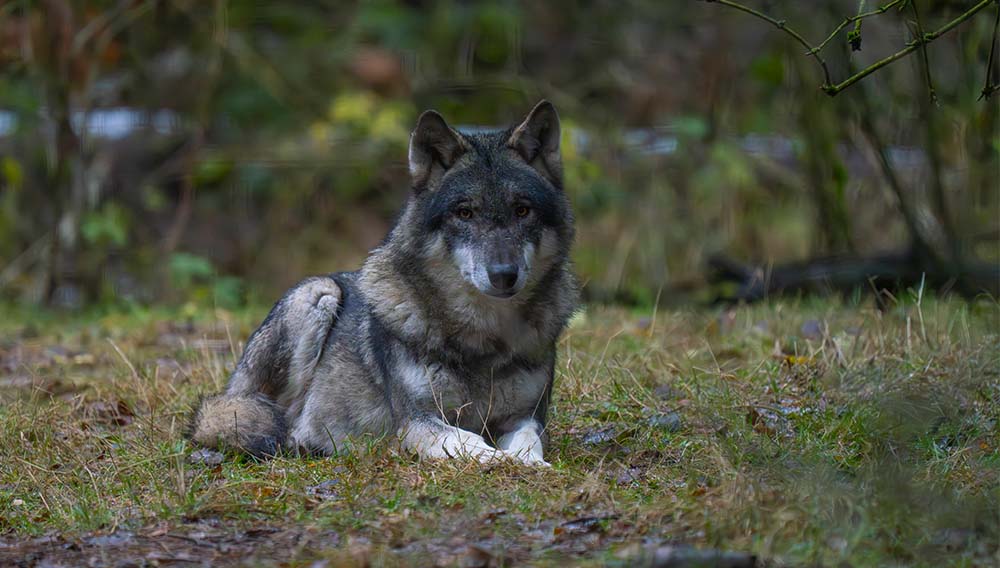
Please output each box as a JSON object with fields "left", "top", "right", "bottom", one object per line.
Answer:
{"left": 443, "top": 443, "right": 506, "bottom": 463}
{"left": 505, "top": 448, "right": 550, "bottom": 467}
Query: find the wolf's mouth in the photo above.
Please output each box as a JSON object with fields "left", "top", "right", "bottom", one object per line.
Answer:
{"left": 484, "top": 288, "right": 519, "bottom": 300}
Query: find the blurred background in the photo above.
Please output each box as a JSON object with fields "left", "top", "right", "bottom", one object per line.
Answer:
{"left": 0, "top": 0, "right": 997, "bottom": 310}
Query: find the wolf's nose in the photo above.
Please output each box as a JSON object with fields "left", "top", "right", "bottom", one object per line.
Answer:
{"left": 487, "top": 264, "right": 519, "bottom": 291}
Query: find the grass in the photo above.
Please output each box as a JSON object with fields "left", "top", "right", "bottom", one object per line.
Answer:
{"left": 0, "top": 295, "right": 998, "bottom": 566}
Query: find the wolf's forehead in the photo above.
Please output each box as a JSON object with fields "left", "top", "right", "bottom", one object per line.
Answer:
{"left": 447, "top": 158, "right": 535, "bottom": 200}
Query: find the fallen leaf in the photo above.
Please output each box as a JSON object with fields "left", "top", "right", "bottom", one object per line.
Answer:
{"left": 558, "top": 514, "right": 618, "bottom": 535}
{"left": 455, "top": 544, "right": 492, "bottom": 568}
{"left": 800, "top": 319, "right": 824, "bottom": 341}
{"left": 87, "top": 399, "right": 135, "bottom": 426}
{"left": 72, "top": 353, "right": 96, "bottom": 365}
{"left": 254, "top": 486, "right": 276, "bottom": 500}
{"left": 782, "top": 355, "right": 813, "bottom": 367}
{"left": 188, "top": 449, "right": 224, "bottom": 466}
{"left": 305, "top": 480, "right": 341, "bottom": 501}
{"left": 581, "top": 428, "right": 616, "bottom": 446}
{"left": 647, "top": 412, "right": 683, "bottom": 432}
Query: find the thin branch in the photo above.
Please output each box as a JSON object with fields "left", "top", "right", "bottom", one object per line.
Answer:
{"left": 848, "top": 0, "right": 868, "bottom": 51}
{"left": 703, "top": 0, "right": 996, "bottom": 97}
{"left": 917, "top": 59, "right": 961, "bottom": 275}
{"left": 909, "top": 0, "right": 938, "bottom": 105}
{"left": 700, "top": 0, "right": 834, "bottom": 88}
{"left": 813, "top": 0, "right": 908, "bottom": 55}
{"left": 981, "top": 0, "right": 1000, "bottom": 100}
{"left": 854, "top": 90, "right": 941, "bottom": 267}
{"left": 823, "top": 0, "right": 995, "bottom": 95}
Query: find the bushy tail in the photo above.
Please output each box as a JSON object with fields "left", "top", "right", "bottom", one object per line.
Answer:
{"left": 189, "top": 393, "right": 287, "bottom": 458}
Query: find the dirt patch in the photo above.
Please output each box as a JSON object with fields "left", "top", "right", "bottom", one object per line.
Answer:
{"left": 0, "top": 522, "right": 340, "bottom": 567}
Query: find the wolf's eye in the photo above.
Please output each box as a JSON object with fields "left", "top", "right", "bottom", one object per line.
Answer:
{"left": 456, "top": 207, "right": 474, "bottom": 220}
{"left": 515, "top": 205, "right": 530, "bottom": 218}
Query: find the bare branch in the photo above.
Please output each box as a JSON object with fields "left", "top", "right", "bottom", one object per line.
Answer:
{"left": 825, "top": 0, "right": 995, "bottom": 95}
{"left": 813, "top": 0, "right": 907, "bottom": 55}
{"left": 981, "top": 0, "right": 1000, "bottom": 100}
{"left": 699, "top": 0, "right": 834, "bottom": 89}
{"left": 703, "top": 0, "right": 996, "bottom": 98}
{"left": 909, "top": 0, "right": 938, "bottom": 105}
{"left": 847, "top": 1, "right": 867, "bottom": 51}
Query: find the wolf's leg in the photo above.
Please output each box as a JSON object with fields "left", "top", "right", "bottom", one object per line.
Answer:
{"left": 227, "top": 276, "right": 341, "bottom": 401}
{"left": 276, "top": 277, "right": 342, "bottom": 412}
{"left": 191, "top": 276, "right": 341, "bottom": 457}
{"left": 400, "top": 417, "right": 512, "bottom": 463}
{"left": 497, "top": 418, "right": 549, "bottom": 466}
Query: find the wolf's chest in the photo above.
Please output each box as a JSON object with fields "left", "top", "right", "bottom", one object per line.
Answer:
{"left": 399, "top": 358, "right": 549, "bottom": 430}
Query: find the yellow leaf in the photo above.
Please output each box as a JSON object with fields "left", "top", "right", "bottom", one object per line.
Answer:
{"left": 783, "top": 355, "right": 813, "bottom": 367}
{"left": 72, "top": 353, "right": 96, "bottom": 365}
{"left": 254, "top": 486, "right": 276, "bottom": 500}
{"left": 1, "top": 156, "right": 23, "bottom": 190}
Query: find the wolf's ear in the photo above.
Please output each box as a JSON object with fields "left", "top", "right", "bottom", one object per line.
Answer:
{"left": 409, "top": 110, "right": 466, "bottom": 193}
{"left": 508, "top": 100, "right": 562, "bottom": 188}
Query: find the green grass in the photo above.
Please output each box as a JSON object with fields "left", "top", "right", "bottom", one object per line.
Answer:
{"left": 1, "top": 296, "right": 998, "bottom": 566}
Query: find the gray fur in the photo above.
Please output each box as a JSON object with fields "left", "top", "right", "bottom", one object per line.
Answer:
{"left": 189, "top": 393, "right": 285, "bottom": 457}
{"left": 189, "top": 100, "right": 578, "bottom": 466}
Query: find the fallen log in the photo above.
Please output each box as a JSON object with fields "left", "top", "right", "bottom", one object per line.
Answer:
{"left": 708, "top": 249, "right": 999, "bottom": 303}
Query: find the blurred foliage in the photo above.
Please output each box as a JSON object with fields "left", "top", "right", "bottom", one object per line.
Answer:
{"left": 0, "top": 0, "right": 996, "bottom": 307}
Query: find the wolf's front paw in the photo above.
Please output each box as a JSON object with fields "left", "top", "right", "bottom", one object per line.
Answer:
{"left": 451, "top": 445, "right": 511, "bottom": 464}
{"left": 525, "top": 457, "right": 552, "bottom": 468}
{"left": 471, "top": 447, "right": 548, "bottom": 467}
{"left": 403, "top": 421, "right": 511, "bottom": 464}
{"left": 506, "top": 448, "right": 550, "bottom": 467}
{"left": 496, "top": 419, "right": 548, "bottom": 466}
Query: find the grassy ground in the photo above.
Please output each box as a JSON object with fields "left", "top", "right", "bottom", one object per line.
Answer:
{"left": 1, "top": 295, "right": 998, "bottom": 566}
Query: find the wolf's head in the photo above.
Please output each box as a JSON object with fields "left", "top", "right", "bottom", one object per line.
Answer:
{"left": 404, "top": 101, "right": 573, "bottom": 300}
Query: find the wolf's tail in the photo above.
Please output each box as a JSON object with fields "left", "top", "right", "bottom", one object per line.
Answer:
{"left": 187, "top": 276, "right": 342, "bottom": 458}
{"left": 189, "top": 393, "right": 287, "bottom": 457}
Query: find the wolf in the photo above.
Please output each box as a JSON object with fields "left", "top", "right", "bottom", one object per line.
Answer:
{"left": 189, "top": 101, "right": 578, "bottom": 466}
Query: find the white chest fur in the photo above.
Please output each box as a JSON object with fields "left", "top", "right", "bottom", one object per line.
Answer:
{"left": 397, "top": 356, "right": 548, "bottom": 433}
